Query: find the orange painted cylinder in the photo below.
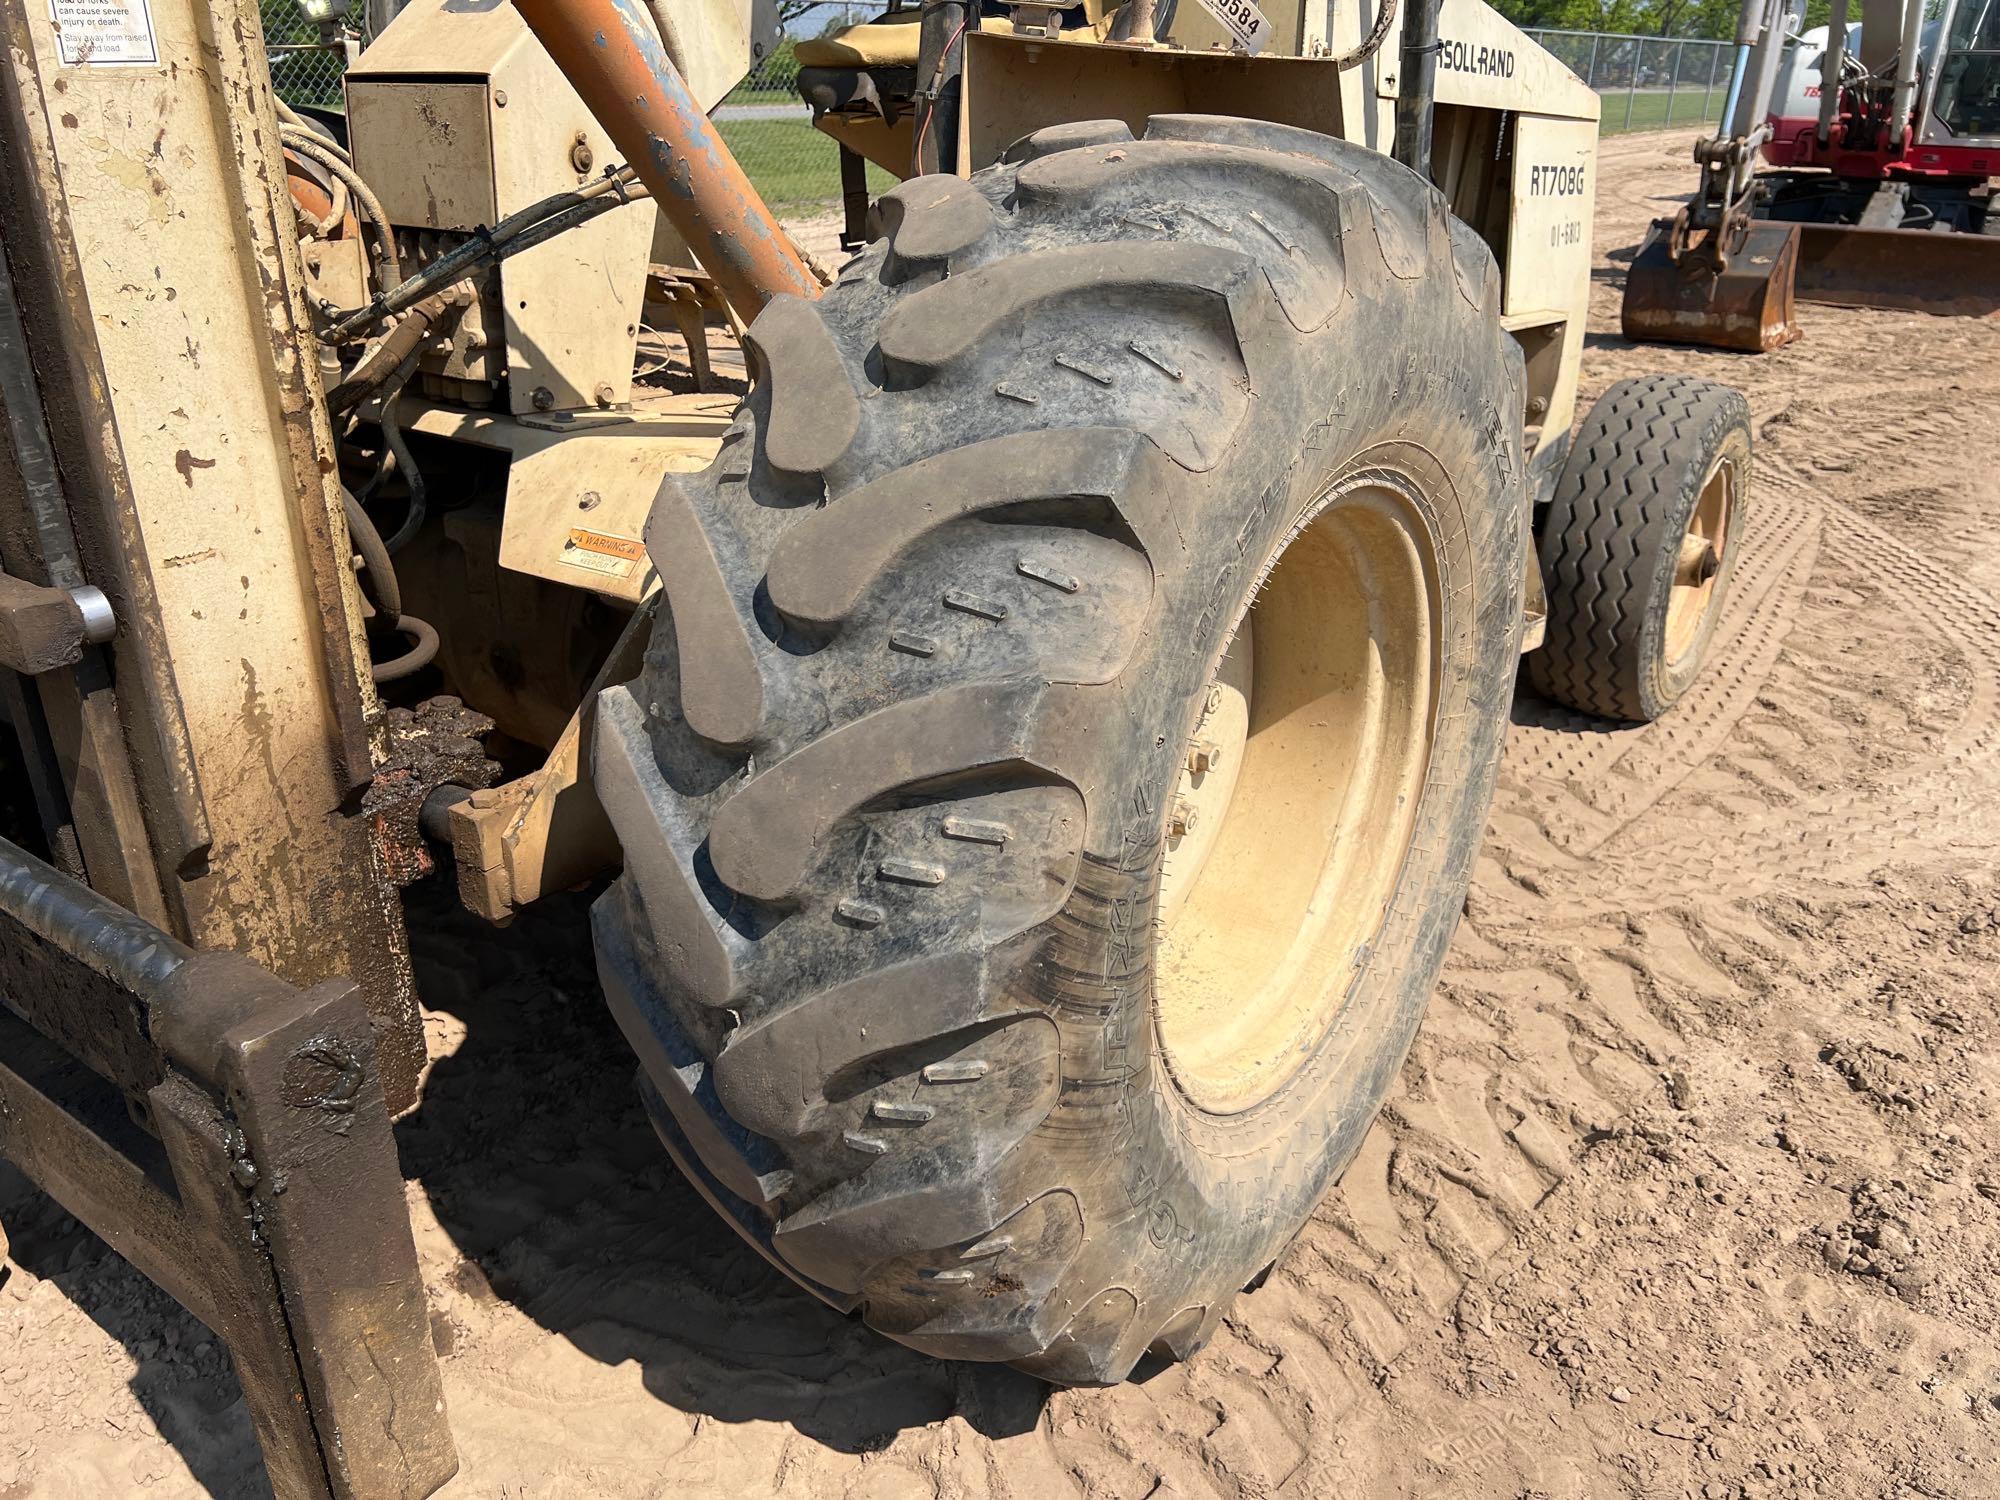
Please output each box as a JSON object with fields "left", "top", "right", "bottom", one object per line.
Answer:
{"left": 511, "top": 0, "right": 820, "bottom": 317}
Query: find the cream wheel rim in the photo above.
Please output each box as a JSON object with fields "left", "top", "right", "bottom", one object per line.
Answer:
{"left": 1154, "top": 484, "right": 1439, "bottom": 1116}
{"left": 1665, "top": 453, "right": 1733, "bottom": 665}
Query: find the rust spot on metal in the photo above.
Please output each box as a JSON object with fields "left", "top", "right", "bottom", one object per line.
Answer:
{"left": 279, "top": 1039, "right": 364, "bottom": 1113}
{"left": 1794, "top": 220, "right": 2000, "bottom": 317}
{"left": 361, "top": 697, "right": 498, "bottom": 887}
{"left": 172, "top": 449, "right": 216, "bottom": 486}
{"left": 1622, "top": 214, "right": 1802, "bottom": 354}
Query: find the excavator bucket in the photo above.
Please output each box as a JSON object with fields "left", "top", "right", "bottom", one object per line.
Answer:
{"left": 1622, "top": 217, "right": 1804, "bottom": 353}
{"left": 1793, "top": 223, "right": 2000, "bottom": 317}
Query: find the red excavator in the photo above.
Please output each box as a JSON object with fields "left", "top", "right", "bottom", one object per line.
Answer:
{"left": 1624, "top": 0, "right": 2000, "bottom": 350}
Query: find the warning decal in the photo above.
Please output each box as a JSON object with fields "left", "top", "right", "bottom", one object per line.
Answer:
{"left": 561, "top": 527, "right": 646, "bottom": 580}
{"left": 49, "top": 0, "right": 158, "bottom": 66}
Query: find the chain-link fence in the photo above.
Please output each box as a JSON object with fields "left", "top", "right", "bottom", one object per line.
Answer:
{"left": 714, "top": 3, "right": 893, "bottom": 217}
{"left": 259, "top": 1, "right": 349, "bottom": 109}
{"left": 713, "top": 21, "right": 1737, "bottom": 210}
{"left": 257, "top": 4, "right": 1735, "bottom": 217}
{"left": 1523, "top": 30, "right": 1735, "bottom": 136}
{"left": 255, "top": 0, "right": 885, "bottom": 218}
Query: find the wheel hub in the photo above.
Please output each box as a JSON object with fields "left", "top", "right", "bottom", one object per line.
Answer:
{"left": 1156, "top": 628, "right": 1252, "bottom": 932}
{"left": 1665, "top": 454, "right": 1734, "bottom": 663}
{"left": 1153, "top": 486, "right": 1438, "bottom": 1116}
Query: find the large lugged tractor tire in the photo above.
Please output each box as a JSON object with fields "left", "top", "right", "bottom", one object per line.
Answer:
{"left": 1527, "top": 374, "right": 1751, "bottom": 722}
{"left": 593, "top": 116, "right": 1526, "bottom": 1384}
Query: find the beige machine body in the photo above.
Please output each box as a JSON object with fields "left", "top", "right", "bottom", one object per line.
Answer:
{"left": 0, "top": 0, "right": 1650, "bottom": 1492}
{"left": 330, "top": 0, "right": 1603, "bottom": 920}
{"left": 954, "top": 0, "right": 1600, "bottom": 473}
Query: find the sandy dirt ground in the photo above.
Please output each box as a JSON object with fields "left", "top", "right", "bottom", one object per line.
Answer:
{"left": 6, "top": 128, "right": 2000, "bottom": 1500}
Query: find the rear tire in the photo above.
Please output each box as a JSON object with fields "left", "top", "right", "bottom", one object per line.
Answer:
{"left": 1528, "top": 375, "right": 1751, "bottom": 722}
{"left": 592, "top": 117, "right": 1526, "bottom": 1383}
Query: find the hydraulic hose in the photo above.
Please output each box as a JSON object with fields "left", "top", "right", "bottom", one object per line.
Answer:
{"left": 1817, "top": 0, "right": 1849, "bottom": 145}
{"left": 1331, "top": 0, "right": 1398, "bottom": 70}
{"left": 274, "top": 95, "right": 352, "bottom": 163}
{"left": 324, "top": 287, "right": 471, "bottom": 413}
{"left": 314, "top": 172, "right": 351, "bottom": 238}
{"left": 370, "top": 613, "right": 440, "bottom": 684}
{"left": 323, "top": 169, "right": 646, "bottom": 344}
{"left": 361, "top": 351, "right": 428, "bottom": 554}
{"left": 912, "top": 0, "right": 970, "bottom": 176}
{"left": 1889, "top": 0, "right": 1924, "bottom": 149}
{"left": 341, "top": 486, "right": 403, "bottom": 621}
{"left": 642, "top": 0, "right": 688, "bottom": 76}
{"left": 282, "top": 128, "right": 402, "bottom": 288}
{"left": 340, "top": 487, "right": 439, "bottom": 683}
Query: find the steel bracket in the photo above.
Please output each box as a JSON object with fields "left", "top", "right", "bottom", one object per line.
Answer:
{"left": 0, "top": 835, "right": 456, "bottom": 1500}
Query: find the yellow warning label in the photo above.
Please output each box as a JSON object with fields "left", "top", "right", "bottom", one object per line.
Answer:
{"left": 561, "top": 528, "right": 644, "bottom": 579}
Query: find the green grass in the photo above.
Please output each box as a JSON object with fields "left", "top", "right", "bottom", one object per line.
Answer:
{"left": 723, "top": 92, "right": 1708, "bottom": 211}
{"left": 1598, "top": 88, "right": 1726, "bottom": 136}
{"left": 718, "top": 118, "right": 898, "bottom": 212}
{"left": 721, "top": 85, "right": 802, "bottom": 107}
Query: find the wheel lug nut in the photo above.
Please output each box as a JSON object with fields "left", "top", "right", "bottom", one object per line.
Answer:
{"left": 1169, "top": 800, "right": 1198, "bottom": 839}
{"left": 1203, "top": 684, "right": 1225, "bottom": 717}
{"left": 1187, "top": 740, "right": 1222, "bottom": 775}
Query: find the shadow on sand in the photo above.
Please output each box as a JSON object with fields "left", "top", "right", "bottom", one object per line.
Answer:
{"left": 400, "top": 881, "right": 1051, "bottom": 1454}
{"left": 0, "top": 878, "right": 1046, "bottom": 1499}
{"left": 0, "top": 1165, "right": 268, "bottom": 1499}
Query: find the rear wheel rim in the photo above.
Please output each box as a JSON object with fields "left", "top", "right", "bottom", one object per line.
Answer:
{"left": 1665, "top": 453, "right": 1734, "bottom": 664}
{"left": 1154, "top": 482, "right": 1439, "bottom": 1116}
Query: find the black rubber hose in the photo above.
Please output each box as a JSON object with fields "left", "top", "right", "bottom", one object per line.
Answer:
{"left": 380, "top": 412, "right": 426, "bottom": 553}
{"left": 323, "top": 172, "right": 644, "bottom": 345}
{"left": 340, "top": 485, "right": 402, "bottom": 622}
{"left": 356, "top": 351, "right": 427, "bottom": 554}
{"left": 281, "top": 128, "right": 402, "bottom": 288}
{"left": 1331, "top": 0, "right": 1396, "bottom": 69}
{"left": 370, "top": 613, "right": 440, "bottom": 684}
{"left": 340, "top": 485, "right": 440, "bottom": 684}
{"left": 325, "top": 288, "right": 467, "bottom": 412}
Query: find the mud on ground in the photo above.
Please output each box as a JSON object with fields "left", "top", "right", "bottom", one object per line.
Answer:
{"left": 5, "top": 129, "right": 2000, "bottom": 1499}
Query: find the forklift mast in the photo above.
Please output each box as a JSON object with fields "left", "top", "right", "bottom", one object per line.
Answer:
{"left": 0, "top": 0, "right": 453, "bottom": 1492}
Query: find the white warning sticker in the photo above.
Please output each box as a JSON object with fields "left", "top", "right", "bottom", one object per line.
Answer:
{"left": 560, "top": 527, "right": 645, "bottom": 580}
{"left": 49, "top": 0, "right": 159, "bottom": 65}
{"left": 1191, "top": 0, "right": 1271, "bottom": 54}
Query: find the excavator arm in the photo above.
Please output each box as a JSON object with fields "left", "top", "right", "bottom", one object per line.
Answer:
{"left": 1622, "top": 0, "right": 1805, "bottom": 352}
{"left": 1624, "top": 0, "right": 2000, "bottom": 349}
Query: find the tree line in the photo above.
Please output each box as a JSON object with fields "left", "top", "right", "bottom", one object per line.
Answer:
{"left": 1488, "top": 0, "right": 1836, "bottom": 38}
{"left": 752, "top": 0, "right": 1846, "bottom": 54}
